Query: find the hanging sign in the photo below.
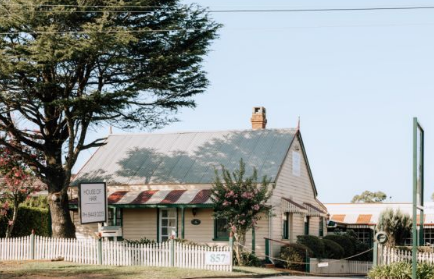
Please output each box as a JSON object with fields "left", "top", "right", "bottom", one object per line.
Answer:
{"left": 79, "top": 182, "right": 107, "bottom": 224}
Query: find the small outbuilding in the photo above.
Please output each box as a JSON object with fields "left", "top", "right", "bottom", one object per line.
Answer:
{"left": 71, "top": 107, "right": 327, "bottom": 257}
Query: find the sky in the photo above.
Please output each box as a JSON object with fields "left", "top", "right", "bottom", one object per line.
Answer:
{"left": 75, "top": 0, "right": 434, "bottom": 204}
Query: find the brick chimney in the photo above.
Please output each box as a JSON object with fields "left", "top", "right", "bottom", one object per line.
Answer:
{"left": 250, "top": 107, "right": 267, "bottom": 130}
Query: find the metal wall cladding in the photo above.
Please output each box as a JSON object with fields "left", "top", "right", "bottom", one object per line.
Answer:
{"left": 74, "top": 128, "right": 296, "bottom": 185}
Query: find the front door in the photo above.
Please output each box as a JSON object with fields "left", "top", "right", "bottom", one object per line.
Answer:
{"left": 159, "top": 208, "right": 177, "bottom": 242}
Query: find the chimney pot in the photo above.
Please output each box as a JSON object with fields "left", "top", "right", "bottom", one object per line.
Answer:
{"left": 250, "top": 107, "right": 267, "bottom": 130}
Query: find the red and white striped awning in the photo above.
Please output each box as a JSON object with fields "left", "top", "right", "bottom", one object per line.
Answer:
{"left": 107, "top": 189, "right": 213, "bottom": 206}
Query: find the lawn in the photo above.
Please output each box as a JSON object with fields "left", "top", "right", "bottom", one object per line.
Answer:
{"left": 0, "top": 261, "right": 282, "bottom": 279}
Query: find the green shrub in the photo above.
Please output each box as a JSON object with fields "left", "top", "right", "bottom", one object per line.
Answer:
{"left": 369, "top": 262, "right": 411, "bottom": 279}
{"left": 233, "top": 251, "right": 263, "bottom": 267}
{"left": 124, "top": 237, "right": 156, "bottom": 245}
{"left": 296, "top": 235, "right": 324, "bottom": 258}
{"left": 324, "top": 234, "right": 355, "bottom": 258}
{"left": 353, "top": 241, "right": 373, "bottom": 261}
{"left": 279, "top": 243, "right": 312, "bottom": 271}
{"left": 22, "top": 196, "right": 49, "bottom": 209}
{"left": 323, "top": 239, "right": 344, "bottom": 259}
{"left": 418, "top": 263, "right": 434, "bottom": 279}
{"left": 0, "top": 206, "right": 50, "bottom": 237}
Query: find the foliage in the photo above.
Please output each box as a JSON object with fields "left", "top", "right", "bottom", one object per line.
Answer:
{"left": 21, "top": 195, "right": 49, "bottom": 209}
{"left": 342, "top": 230, "right": 373, "bottom": 261}
{"left": 0, "top": 145, "right": 41, "bottom": 237}
{"left": 368, "top": 262, "right": 434, "bottom": 279}
{"left": 322, "top": 239, "right": 344, "bottom": 259}
{"left": 123, "top": 237, "right": 156, "bottom": 245}
{"left": 0, "top": 206, "right": 50, "bottom": 237}
{"left": 233, "top": 251, "right": 263, "bottom": 267}
{"left": 376, "top": 208, "right": 412, "bottom": 246}
{"left": 351, "top": 191, "right": 387, "bottom": 203}
{"left": 323, "top": 234, "right": 355, "bottom": 258}
{"left": 0, "top": 0, "right": 221, "bottom": 238}
{"left": 279, "top": 243, "right": 312, "bottom": 271}
{"left": 211, "top": 159, "right": 274, "bottom": 266}
{"left": 296, "top": 235, "right": 325, "bottom": 258}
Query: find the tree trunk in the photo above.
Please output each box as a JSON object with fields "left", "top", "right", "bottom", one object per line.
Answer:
{"left": 48, "top": 190, "right": 76, "bottom": 238}
{"left": 5, "top": 199, "right": 18, "bottom": 238}
{"left": 45, "top": 156, "right": 76, "bottom": 238}
{"left": 234, "top": 231, "right": 247, "bottom": 266}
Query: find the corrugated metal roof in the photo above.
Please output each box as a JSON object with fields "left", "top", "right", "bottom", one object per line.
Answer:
{"left": 74, "top": 129, "right": 296, "bottom": 185}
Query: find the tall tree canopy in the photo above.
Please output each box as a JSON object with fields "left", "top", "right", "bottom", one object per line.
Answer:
{"left": 0, "top": 0, "right": 220, "bottom": 237}
{"left": 351, "top": 191, "right": 387, "bottom": 203}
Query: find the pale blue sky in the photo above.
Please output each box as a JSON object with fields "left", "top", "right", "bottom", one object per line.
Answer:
{"left": 76, "top": 0, "right": 434, "bottom": 203}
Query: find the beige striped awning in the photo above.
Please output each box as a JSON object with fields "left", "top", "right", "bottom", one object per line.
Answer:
{"left": 303, "top": 202, "right": 328, "bottom": 217}
{"left": 281, "top": 198, "right": 308, "bottom": 214}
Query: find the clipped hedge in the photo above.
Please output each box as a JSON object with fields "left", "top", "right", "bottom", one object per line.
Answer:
{"left": 324, "top": 234, "right": 355, "bottom": 258}
{"left": 0, "top": 206, "right": 50, "bottom": 237}
{"left": 296, "top": 235, "right": 325, "bottom": 258}
{"left": 279, "top": 243, "right": 312, "bottom": 271}
{"left": 353, "top": 241, "right": 373, "bottom": 261}
{"left": 368, "top": 262, "right": 434, "bottom": 279}
{"left": 323, "top": 239, "right": 344, "bottom": 259}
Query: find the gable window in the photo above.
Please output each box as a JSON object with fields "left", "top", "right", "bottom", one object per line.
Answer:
{"left": 214, "top": 217, "right": 229, "bottom": 241}
{"left": 319, "top": 217, "right": 324, "bottom": 237}
{"left": 282, "top": 213, "right": 289, "bottom": 239}
{"left": 304, "top": 216, "right": 310, "bottom": 235}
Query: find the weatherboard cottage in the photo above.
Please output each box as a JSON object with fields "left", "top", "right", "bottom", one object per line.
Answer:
{"left": 70, "top": 107, "right": 327, "bottom": 257}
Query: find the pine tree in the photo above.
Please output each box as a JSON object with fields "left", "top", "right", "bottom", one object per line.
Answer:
{"left": 0, "top": 0, "right": 220, "bottom": 237}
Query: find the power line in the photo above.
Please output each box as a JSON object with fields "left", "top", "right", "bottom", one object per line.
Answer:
{"left": 2, "top": 4, "right": 434, "bottom": 13}
{"left": 209, "top": 6, "right": 434, "bottom": 13}
{"left": 0, "top": 29, "right": 202, "bottom": 35}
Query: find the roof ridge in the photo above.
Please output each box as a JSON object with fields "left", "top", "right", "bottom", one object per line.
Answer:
{"left": 108, "top": 128, "right": 297, "bottom": 137}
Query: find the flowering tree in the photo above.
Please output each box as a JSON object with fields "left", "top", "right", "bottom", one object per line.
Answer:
{"left": 0, "top": 145, "right": 41, "bottom": 238}
{"left": 211, "top": 159, "right": 274, "bottom": 265}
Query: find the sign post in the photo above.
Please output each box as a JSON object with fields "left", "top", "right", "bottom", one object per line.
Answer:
{"left": 412, "top": 117, "right": 424, "bottom": 279}
{"left": 79, "top": 182, "right": 107, "bottom": 224}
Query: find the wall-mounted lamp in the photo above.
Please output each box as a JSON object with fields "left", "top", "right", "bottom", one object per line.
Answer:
{"left": 192, "top": 208, "right": 198, "bottom": 216}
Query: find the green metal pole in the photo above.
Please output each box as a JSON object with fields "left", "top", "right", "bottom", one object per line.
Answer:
{"left": 265, "top": 238, "right": 270, "bottom": 263}
{"left": 420, "top": 127, "right": 425, "bottom": 246}
{"left": 181, "top": 207, "right": 185, "bottom": 239}
{"left": 412, "top": 117, "right": 418, "bottom": 279}
{"left": 252, "top": 227, "right": 256, "bottom": 254}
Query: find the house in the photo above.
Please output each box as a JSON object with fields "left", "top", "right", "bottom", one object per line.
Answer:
{"left": 70, "top": 107, "right": 327, "bottom": 257}
{"left": 326, "top": 202, "right": 434, "bottom": 246}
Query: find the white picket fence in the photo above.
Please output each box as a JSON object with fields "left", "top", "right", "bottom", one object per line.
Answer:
{"left": 0, "top": 235, "right": 232, "bottom": 272}
{"left": 382, "top": 246, "right": 434, "bottom": 265}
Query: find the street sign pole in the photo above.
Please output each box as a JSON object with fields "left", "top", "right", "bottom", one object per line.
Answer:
{"left": 412, "top": 117, "right": 424, "bottom": 279}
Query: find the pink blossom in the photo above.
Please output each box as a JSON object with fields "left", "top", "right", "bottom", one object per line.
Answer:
{"left": 252, "top": 204, "right": 260, "bottom": 211}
